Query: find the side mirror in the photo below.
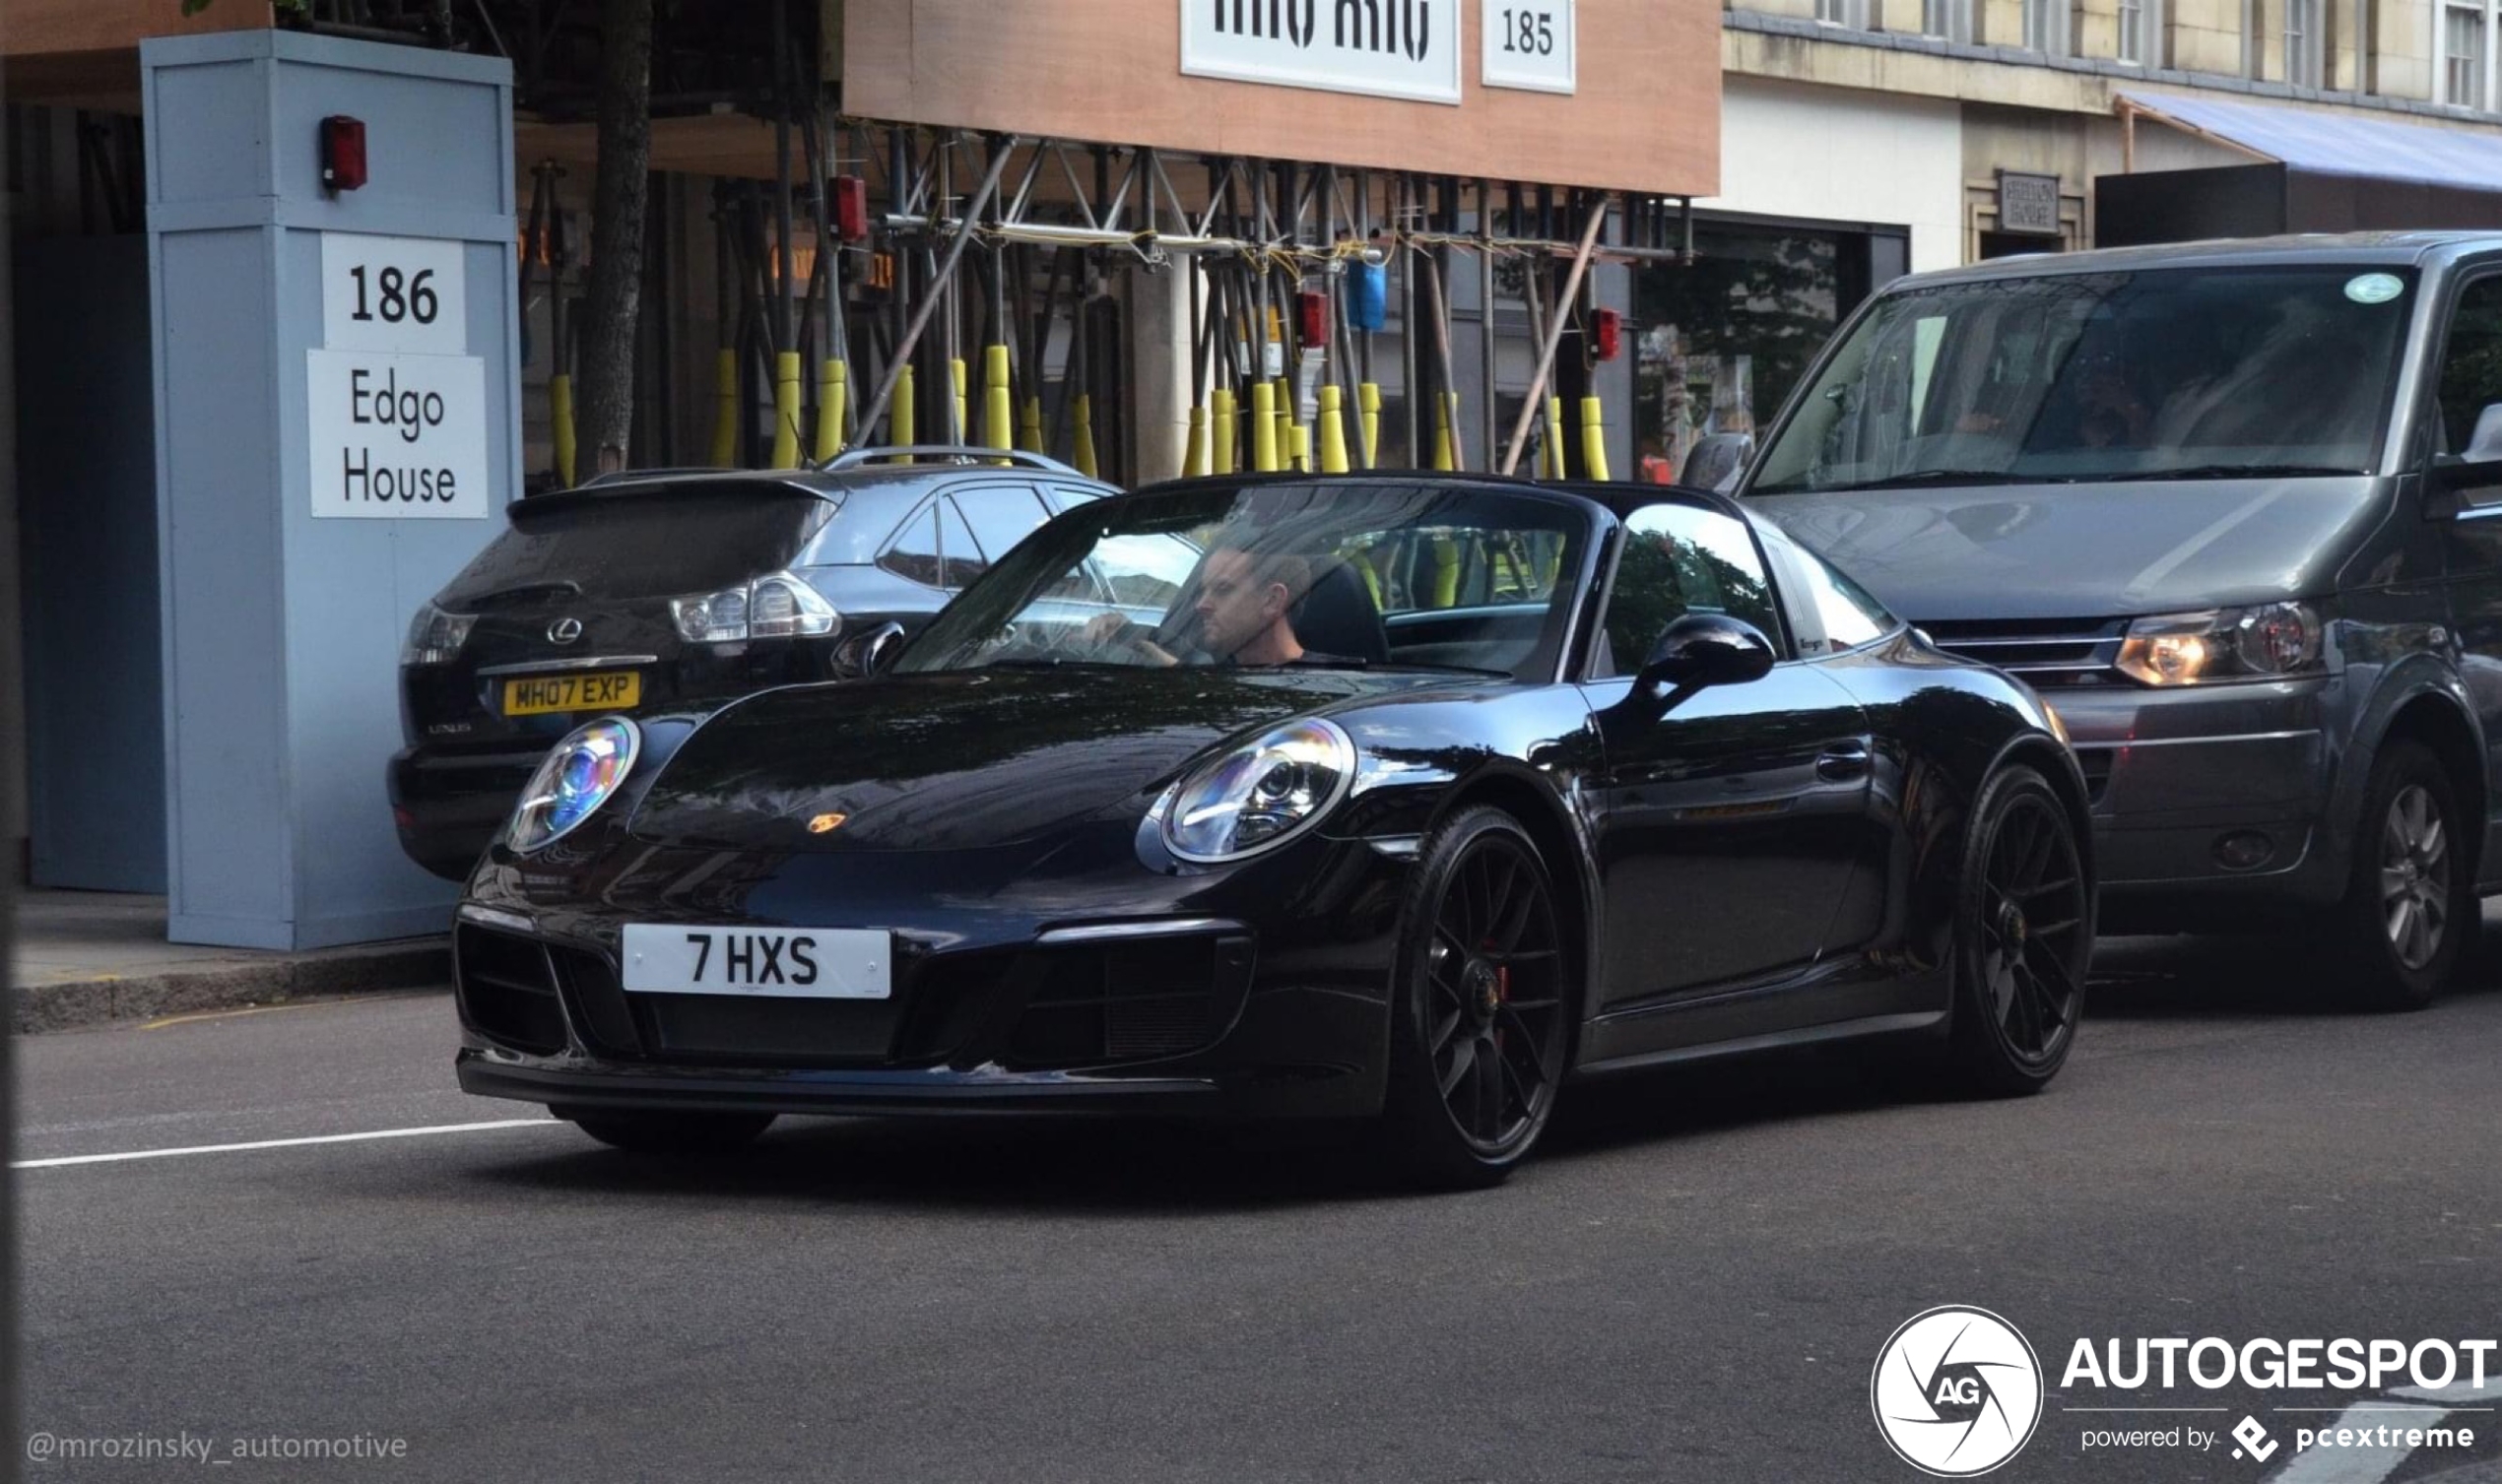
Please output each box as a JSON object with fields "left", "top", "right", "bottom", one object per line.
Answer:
{"left": 2431, "top": 405, "right": 2502, "bottom": 514}
{"left": 857, "top": 620, "right": 907, "bottom": 677}
{"left": 2469, "top": 404, "right": 2502, "bottom": 465}
{"left": 1636, "top": 613, "right": 1777, "bottom": 692}
{"left": 1679, "top": 432, "right": 1756, "bottom": 493}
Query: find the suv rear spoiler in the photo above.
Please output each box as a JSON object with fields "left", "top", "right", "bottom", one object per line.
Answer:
{"left": 818, "top": 445, "right": 1086, "bottom": 476}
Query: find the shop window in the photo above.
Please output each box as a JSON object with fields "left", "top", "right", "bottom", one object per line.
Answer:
{"left": 1631, "top": 224, "right": 1899, "bottom": 487}
{"left": 2444, "top": 0, "right": 2492, "bottom": 108}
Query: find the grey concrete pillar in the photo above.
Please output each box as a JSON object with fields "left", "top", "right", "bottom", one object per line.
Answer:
{"left": 144, "top": 31, "right": 519, "bottom": 947}
{"left": 1127, "top": 264, "right": 1194, "bottom": 484}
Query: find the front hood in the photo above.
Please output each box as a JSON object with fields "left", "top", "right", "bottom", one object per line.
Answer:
{"left": 626, "top": 667, "right": 1430, "bottom": 854}
{"left": 1747, "top": 478, "right": 2385, "bottom": 621}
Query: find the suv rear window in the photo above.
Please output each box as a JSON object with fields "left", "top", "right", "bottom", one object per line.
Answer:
{"left": 436, "top": 484, "right": 837, "bottom": 606}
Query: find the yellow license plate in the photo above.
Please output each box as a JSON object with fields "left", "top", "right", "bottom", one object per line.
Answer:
{"left": 501, "top": 671, "right": 641, "bottom": 717}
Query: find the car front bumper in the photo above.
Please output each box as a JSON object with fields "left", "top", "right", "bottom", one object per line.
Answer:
{"left": 2047, "top": 676, "right": 2342, "bottom": 920}
{"left": 450, "top": 832, "right": 1415, "bottom": 1122}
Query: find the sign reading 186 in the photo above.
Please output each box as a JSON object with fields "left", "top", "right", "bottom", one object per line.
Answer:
{"left": 1481, "top": 0, "right": 1575, "bottom": 94}
{"left": 310, "top": 232, "right": 488, "bottom": 519}
{"left": 344, "top": 262, "right": 442, "bottom": 330}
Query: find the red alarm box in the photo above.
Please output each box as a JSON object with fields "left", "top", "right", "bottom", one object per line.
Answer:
{"left": 1591, "top": 307, "right": 1623, "bottom": 362}
{"left": 321, "top": 115, "right": 367, "bottom": 192}
{"left": 1297, "top": 290, "right": 1329, "bottom": 349}
{"left": 831, "top": 176, "right": 870, "bottom": 242}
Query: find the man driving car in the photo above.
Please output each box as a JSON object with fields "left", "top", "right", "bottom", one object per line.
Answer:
{"left": 1086, "top": 540, "right": 1311, "bottom": 667}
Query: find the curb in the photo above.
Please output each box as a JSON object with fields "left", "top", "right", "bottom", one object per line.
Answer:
{"left": 12, "top": 939, "right": 452, "bottom": 1034}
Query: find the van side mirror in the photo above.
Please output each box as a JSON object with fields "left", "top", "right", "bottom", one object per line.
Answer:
{"left": 2468, "top": 404, "right": 2502, "bottom": 465}
{"left": 2429, "top": 406, "right": 2502, "bottom": 515}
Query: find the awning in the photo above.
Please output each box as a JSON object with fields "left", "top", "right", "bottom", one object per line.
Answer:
{"left": 2117, "top": 89, "right": 2502, "bottom": 194}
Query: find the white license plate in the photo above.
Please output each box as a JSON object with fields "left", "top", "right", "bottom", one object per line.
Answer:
{"left": 620, "top": 924, "right": 891, "bottom": 1000}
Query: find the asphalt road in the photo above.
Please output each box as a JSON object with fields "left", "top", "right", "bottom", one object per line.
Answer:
{"left": 15, "top": 927, "right": 2502, "bottom": 1483}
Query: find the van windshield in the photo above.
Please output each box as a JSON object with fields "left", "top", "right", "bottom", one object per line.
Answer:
{"left": 1748, "top": 266, "right": 2417, "bottom": 494}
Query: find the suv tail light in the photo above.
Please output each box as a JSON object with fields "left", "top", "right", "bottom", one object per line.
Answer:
{"left": 671, "top": 572, "right": 839, "bottom": 644}
{"left": 402, "top": 603, "right": 477, "bottom": 665}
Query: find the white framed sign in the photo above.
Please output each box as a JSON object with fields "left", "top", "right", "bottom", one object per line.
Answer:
{"left": 1481, "top": 0, "right": 1575, "bottom": 94}
{"left": 320, "top": 232, "right": 467, "bottom": 355}
{"left": 306, "top": 349, "right": 490, "bottom": 518}
{"left": 1182, "top": 0, "right": 1462, "bottom": 105}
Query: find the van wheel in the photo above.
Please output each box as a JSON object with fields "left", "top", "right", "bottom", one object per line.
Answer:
{"left": 2330, "top": 741, "right": 2469, "bottom": 1012}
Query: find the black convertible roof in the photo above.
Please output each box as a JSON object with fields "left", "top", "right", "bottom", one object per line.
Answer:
{"left": 1127, "top": 470, "right": 1734, "bottom": 527}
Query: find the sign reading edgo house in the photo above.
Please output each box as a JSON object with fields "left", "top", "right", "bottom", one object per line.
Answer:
{"left": 307, "top": 232, "right": 490, "bottom": 519}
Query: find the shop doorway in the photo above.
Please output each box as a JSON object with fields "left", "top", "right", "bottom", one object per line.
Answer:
{"left": 12, "top": 235, "right": 165, "bottom": 891}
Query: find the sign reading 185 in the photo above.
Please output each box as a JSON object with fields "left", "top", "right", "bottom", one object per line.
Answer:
{"left": 1481, "top": 0, "right": 1575, "bottom": 93}
{"left": 1497, "top": 8, "right": 1558, "bottom": 54}
{"left": 320, "top": 233, "right": 465, "bottom": 355}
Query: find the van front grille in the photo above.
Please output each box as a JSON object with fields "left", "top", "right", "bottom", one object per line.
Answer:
{"left": 1918, "top": 616, "right": 2128, "bottom": 686}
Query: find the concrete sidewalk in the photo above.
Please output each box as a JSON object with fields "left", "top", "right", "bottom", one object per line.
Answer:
{"left": 9, "top": 889, "right": 450, "bottom": 1033}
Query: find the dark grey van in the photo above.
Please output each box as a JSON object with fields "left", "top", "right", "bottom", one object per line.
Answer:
{"left": 1741, "top": 232, "right": 2502, "bottom": 1008}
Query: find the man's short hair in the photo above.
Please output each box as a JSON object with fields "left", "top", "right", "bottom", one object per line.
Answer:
{"left": 1206, "top": 536, "right": 1313, "bottom": 607}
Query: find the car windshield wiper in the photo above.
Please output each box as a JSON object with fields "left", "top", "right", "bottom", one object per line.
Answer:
{"left": 2095, "top": 463, "right": 2364, "bottom": 483}
{"left": 1758, "top": 470, "right": 2037, "bottom": 494}
{"left": 1377, "top": 662, "right": 1511, "bottom": 677}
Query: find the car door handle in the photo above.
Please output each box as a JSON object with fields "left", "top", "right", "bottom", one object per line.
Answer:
{"left": 1816, "top": 741, "right": 1873, "bottom": 782}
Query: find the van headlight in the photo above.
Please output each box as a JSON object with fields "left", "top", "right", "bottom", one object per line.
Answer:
{"left": 1160, "top": 719, "right": 1354, "bottom": 863}
{"left": 2116, "top": 604, "right": 2324, "bottom": 686}
{"left": 508, "top": 717, "right": 640, "bottom": 853}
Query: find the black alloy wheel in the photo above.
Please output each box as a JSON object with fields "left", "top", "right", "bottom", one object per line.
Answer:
{"left": 2331, "top": 740, "right": 2468, "bottom": 1011}
{"left": 1379, "top": 807, "right": 1572, "bottom": 1188}
{"left": 1948, "top": 765, "right": 2091, "bottom": 1095}
{"left": 552, "top": 1107, "right": 778, "bottom": 1155}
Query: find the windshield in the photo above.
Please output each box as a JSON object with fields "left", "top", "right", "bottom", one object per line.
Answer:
{"left": 1748, "top": 266, "right": 2417, "bottom": 494}
{"left": 896, "top": 481, "right": 1592, "bottom": 679}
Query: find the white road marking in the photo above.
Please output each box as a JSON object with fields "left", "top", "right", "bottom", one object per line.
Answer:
{"left": 2265, "top": 1402, "right": 2451, "bottom": 1484}
{"left": 13, "top": 1119, "right": 558, "bottom": 1169}
{"left": 2396, "top": 1380, "right": 2502, "bottom": 1405}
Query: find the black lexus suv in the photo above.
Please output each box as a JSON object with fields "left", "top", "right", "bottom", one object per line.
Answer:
{"left": 389, "top": 447, "right": 1120, "bottom": 879}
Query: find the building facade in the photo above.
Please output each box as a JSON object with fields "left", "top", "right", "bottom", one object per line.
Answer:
{"left": 1629, "top": 0, "right": 2502, "bottom": 470}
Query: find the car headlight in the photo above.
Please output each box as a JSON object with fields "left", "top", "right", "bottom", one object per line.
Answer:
{"left": 2115, "top": 603, "right": 2324, "bottom": 686}
{"left": 401, "top": 602, "right": 476, "bottom": 666}
{"left": 670, "top": 572, "right": 838, "bottom": 643}
{"left": 1161, "top": 719, "right": 1354, "bottom": 863}
{"left": 507, "top": 717, "right": 640, "bottom": 853}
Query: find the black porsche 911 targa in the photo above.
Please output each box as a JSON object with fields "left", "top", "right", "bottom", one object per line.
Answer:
{"left": 453, "top": 473, "right": 2095, "bottom": 1186}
